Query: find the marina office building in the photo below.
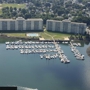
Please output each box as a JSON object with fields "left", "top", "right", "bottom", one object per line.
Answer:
{"left": 0, "top": 17, "right": 43, "bottom": 31}
{"left": 46, "top": 20, "right": 87, "bottom": 34}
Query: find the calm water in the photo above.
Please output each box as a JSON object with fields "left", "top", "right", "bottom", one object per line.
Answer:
{"left": 0, "top": 42, "right": 90, "bottom": 90}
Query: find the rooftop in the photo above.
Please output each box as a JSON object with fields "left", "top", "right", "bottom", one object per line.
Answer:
{"left": 0, "top": 17, "right": 43, "bottom": 21}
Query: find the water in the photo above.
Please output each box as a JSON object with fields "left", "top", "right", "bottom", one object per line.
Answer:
{"left": 0, "top": 42, "right": 90, "bottom": 90}
{"left": 27, "top": 33, "right": 39, "bottom": 37}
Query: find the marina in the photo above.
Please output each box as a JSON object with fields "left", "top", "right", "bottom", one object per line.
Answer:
{"left": 70, "top": 42, "right": 84, "bottom": 60}
{"left": 5, "top": 40, "right": 83, "bottom": 64}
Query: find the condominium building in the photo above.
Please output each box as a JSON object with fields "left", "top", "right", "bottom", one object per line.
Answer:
{"left": 46, "top": 19, "right": 86, "bottom": 34}
{"left": 46, "top": 20, "right": 53, "bottom": 31}
{"left": 62, "top": 20, "right": 71, "bottom": 33}
{"left": 0, "top": 17, "right": 43, "bottom": 31}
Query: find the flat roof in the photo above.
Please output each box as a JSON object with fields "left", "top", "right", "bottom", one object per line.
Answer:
{"left": 27, "top": 18, "right": 43, "bottom": 21}
{"left": 0, "top": 19, "right": 15, "bottom": 21}
{"left": 0, "top": 17, "right": 43, "bottom": 21}
{"left": 47, "top": 19, "right": 86, "bottom": 25}
{"left": 62, "top": 19, "right": 71, "bottom": 22}
{"left": 47, "top": 19, "right": 56, "bottom": 21}
{"left": 71, "top": 22, "right": 86, "bottom": 25}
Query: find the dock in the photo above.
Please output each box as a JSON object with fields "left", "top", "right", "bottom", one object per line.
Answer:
{"left": 5, "top": 37, "right": 70, "bottom": 64}
{"left": 47, "top": 33, "right": 70, "bottom": 64}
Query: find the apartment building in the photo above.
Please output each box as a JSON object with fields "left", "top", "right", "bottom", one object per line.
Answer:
{"left": 46, "top": 19, "right": 86, "bottom": 34}
{"left": 0, "top": 17, "right": 43, "bottom": 31}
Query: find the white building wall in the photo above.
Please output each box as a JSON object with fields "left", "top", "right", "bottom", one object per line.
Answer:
{"left": 15, "top": 21, "right": 18, "bottom": 30}
{"left": 60, "top": 22, "right": 63, "bottom": 32}
{"left": 7, "top": 21, "right": 10, "bottom": 30}
{"left": 76, "top": 24, "right": 79, "bottom": 34}
{"left": 0, "top": 21, "right": 2, "bottom": 30}
{"left": 0, "top": 18, "right": 43, "bottom": 31}
{"left": 78, "top": 24, "right": 84, "bottom": 34}
{"left": 39, "top": 20, "right": 43, "bottom": 30}
{"left": 52, "top": 21, "right": 55, "bottom": 31}
{"left": 62, "top": 21, "right": 69, "bottom": 33}
{"left": 71, "top": 23, "right": 76, "bottom": 33}
{"left": 68, "top": 22, "right": 71, "bottom": 33}
{"left": 23, "top": 20, "right": 26, "bottom": 30}
{"left": 83, "top": 24, "right": 86, "bottom": 34}
{"left": 46, "top": 21, "right": 48, "bottom": 30}
{"left": 31, "top": 20, "right": 34, "bottom": 30}
{"left": 45, "top": 20, "right": 53, "bottom": 31}
{"left": 46, "top": 20, "right": 87, "bottom": 34}
{"left": 55, "top": 21, "right": 60, "bottom": 32}
{"left": 49, "top": 21, "right": 53, "bottom": 31}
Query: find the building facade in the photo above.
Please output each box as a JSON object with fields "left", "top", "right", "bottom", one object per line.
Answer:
{"left": 0, "top": 17, "right": 43, "bottom": 31}
{"left": 46, "top": 19, "right": 86, "bottom": 34}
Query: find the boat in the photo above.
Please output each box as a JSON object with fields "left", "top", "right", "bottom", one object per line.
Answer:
{"left": 61, "top": 59, "right": 64, "bottom": 63}
{"left": 6, "top": 45, "right": 10, "bottom": 49}
{"left": 20, "top": 49, "right": 24, "bottom": 54}
{"left": 5, "top": 42, "right": 10, "bottom": 45}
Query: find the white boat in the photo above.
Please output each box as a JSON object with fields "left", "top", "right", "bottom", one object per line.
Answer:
{"left": 10, "top": 45, "right": 14, "bottom": 50}
{"left": 20, "top": 49, "right": 24, "bottom": 54}
{"left": 14, "top": 46, "right": 18, "bottom": 49}
{"left": 65, "top": 60, "right": 70, "bottom": 63}
{"left": 61, "top": 59, "right": 64, "bottom": 63}
{"left": 5, "top": 42, "right": 10, "bottom": 45}
{"left": 6, "top": 45, "right": 10, "bottom": 49}
{"left": 76, "top": 56, "right": 84, "bottom": 60}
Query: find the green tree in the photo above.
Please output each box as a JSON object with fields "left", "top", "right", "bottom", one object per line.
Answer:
{"left": 10, "top": 7, "right": 13, "bottom": 12}
{"left": 21, "top": 9, "right": 27, "bottom": 14}
{"left": 24, "top": 13, "right": 31, "bottom": 19}
{"left": 14, "top": 7, "right": 17, "bottom": 11}
{"left": 11, "top": 11, "right": 17, "bottom": 17}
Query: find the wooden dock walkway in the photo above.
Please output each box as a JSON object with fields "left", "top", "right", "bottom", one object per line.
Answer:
{"left": 45, "top": 33, "right": 70, "bottom": 63}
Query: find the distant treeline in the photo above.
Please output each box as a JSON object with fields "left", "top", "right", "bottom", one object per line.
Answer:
{"left": 0, "top": 0, "right": 42, "bottom": 3}
{"left": 72, "top": 16, "right": 90, "bottom": 26}
{"left": 0, "top": 0, "right": 90, "bottom": 3}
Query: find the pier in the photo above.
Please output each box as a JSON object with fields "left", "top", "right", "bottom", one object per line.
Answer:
{"left": 5, "top": 38, "right": 70, "bottom": 64}
{"left": 70, "top": 42, "right": 84, "bottom": 60}
{"left": 45, "top": 33, "right": 70, "bottom": 64}
{"left": 5, "top": 40, "right": 85, "bottom": 63}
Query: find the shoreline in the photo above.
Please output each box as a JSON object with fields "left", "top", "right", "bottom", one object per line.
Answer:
{"left": 0, "top": 33, "right": 88, "bottom": 44}
{"left": 0, "top": 34, "right": 70, "bottom": 42}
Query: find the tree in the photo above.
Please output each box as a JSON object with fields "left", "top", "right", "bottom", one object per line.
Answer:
{"left": 72, "top": 16, "right": 90, "bottom": 25}
{"left": 21, "top": 9, "right": 27, "bottom": 14}
{"left": 24, "top": 13, "right": 31, "bottom": 19}
{"left": 11, "top": 11, "right": 17, "bottom": 17}
{"left": 10, "top": 7, "right": 13, "bottom": 12}
{"left": 19, "top": 8, "right": 21, "bottom": 11}
{"left": 57, "top": 9, "right": 64, "bottom": 16}
{"left": 45, "top": 2, "right": 51, "bottom": 7}
{"left": 14, "top": 7, "right": 17, "bottom": 11}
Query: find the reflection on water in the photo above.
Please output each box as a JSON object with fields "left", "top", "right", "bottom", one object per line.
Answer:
{"left": 84, "top": 40, "right": 90, "bottom": 45}
{"left": 17, "top": 86, "right": 38, "bottom": 90}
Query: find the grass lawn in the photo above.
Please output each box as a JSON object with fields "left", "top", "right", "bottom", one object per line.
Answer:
{"left": 5, "top": 33, "right": 26, "bottom": 37}
{"left": 0, "top": 3, "right": 26, "bottom": 14}
{"left": 39, "top": 31, "right": 71, "bottom": 40}
{"left": 3, "top": 31, "right": 71, "bottom": 40}
{"left": 1, "top": 3, "right": 26, "bottom": 8}
{"left": 0, "top": 9, "right": 2, "bottom": 14}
